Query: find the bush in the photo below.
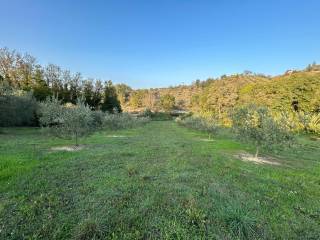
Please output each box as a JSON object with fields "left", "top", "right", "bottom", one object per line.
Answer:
{"left": 273, "top": 111, "right": 320, "bottom": 136}
{"left": 38, "top": 97, "right": 63, "bottom": 127}
{"left": 90, "top": 110, "right": 105, "bottom": 129}
{"left": 39, "top": 98, "right": 94, "bottom": 145}
{"left": 103, "top": 113, "right": 150, "bottom": 130}
{"left": 308, "top": 113, "right": 320, "bottom": 136}
{"left": 140, "top": 108, "right": 153, "bottom": 118}
{"left": 231, "top": 105, "right": 294, "bottom": 157}
{"left": 218, "top": 201, "right": 261, "bottom": 239}
{"left": 159, "top": 94, "right": 175, "bottom": 112}
{"left": 176, "top": 115, "right": 219, "bottom": 139}
{"left": 150, "top": 111, "right": 173, "bottom": 121}
{"left": 0, "top": 92, "right": 38, "bottom": 127}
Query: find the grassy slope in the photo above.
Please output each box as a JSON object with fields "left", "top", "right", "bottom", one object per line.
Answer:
{"left": 0, "top": 122, "right": 319, "bottom": 239}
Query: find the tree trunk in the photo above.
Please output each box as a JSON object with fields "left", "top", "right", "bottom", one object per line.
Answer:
{"left": 255, "top": 146, "right": 259, "bottom": 158}
{"left": 75, "top": 133, "right": 78, "bottom": 146}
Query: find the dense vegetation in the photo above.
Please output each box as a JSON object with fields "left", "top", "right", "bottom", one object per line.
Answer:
{"left": 1, "top": 47, "right": 320, "bottom": 132}
{"left": 124, "top": 68, "right": 320, "bottom": 118}
{"left": 0, "top": 47, "right": 124, "bottom": 127}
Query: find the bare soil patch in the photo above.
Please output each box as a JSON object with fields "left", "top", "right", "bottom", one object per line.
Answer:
{"left": 51, "top": 145, "right": 84, "bottom": 152}
{"left": 237, "top": 153, "right": 281, "bottom": 166}
{"left": 199, "top": 139, "right": 215, "bottom": 142}
{"left": 106, "top": 135, "right": 128, "bottom": 138}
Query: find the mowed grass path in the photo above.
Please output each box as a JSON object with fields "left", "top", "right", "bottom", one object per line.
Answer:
{"left": 0, "top": 121, "right": 319, "bottom": 239}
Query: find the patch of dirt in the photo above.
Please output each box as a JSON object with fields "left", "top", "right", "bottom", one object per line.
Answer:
{"left": 199, "top": 139, "right": 215, "bottom": 142}
{"left": 195, "top": 138, "right": 214, "bottom": 142}
{"left": 237, "top": 153, "right": 281, "bottom": 166}
{"left": 51, "top": 145, "right": 84, "bottom": 152}
{"left": 106, "top": 135, "right": 128, "bottom": 138}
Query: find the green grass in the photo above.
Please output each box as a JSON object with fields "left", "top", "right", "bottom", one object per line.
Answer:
{"left": 0, "top": 122, "right": 319, "bottom": 239}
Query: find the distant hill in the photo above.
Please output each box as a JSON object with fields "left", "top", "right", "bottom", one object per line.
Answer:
{"left": 124, "top": 68, "right": 320, "bottom": 119}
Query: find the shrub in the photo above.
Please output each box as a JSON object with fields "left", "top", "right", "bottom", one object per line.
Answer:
{"left": 39, "top": 98, "right": 94, "bottom": 146}
{"left": 177, "top": 115, "right": 219, "bottom": 139}
{"left": 0, "top": 92, "right": 38, "bottom": 127}
{"left": 159, "top": 94, "right": 175, "bottom": 112}
{"left": 140, "top": 108, "right": 153, "bottom": 118}
{"left": 38, "top": 97, "right": 63, "bottom": 127}
{"left": 273, "top": 111, "right": 304, "bottom": 133}
{"left": 218, "top": 201, "right": 261, "bottom": 239}
{"left": 308, "top": 113, "right": 320, "bottom": 136}
{"left": 90, "top": 110, "right": 105, "bottom": 130}
{"left": 150, "top": 111, "right": 173, "bottom": 121}
{"left": 103, "top": 113, "right": 150, "bottom": 130}
{"left": 101, "top": 80, "right": 122, "bottom": 113}
{"left": 231, "top": 105, "right": 294, "bottom": 157}
{"left": 273, "top": 111, "right": 320, "bottom": 135}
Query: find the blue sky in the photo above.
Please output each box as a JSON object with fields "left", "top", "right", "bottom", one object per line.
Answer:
{"left": 1, "top": 0, "right": 319, "bottom": 88}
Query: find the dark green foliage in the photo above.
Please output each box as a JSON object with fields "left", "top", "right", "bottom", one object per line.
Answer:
{"left": 140, "top": 108, "right": 153, "bottom": 118}
{"left": 32, "top": 67, "right": 51, "bottom": 101}
{"left": 91, "top": 80, "right": 103, "bottom": 110}
{"left": 0, "top": 92, "right": 38, "bottom": 127}
{"left": 0, "top": 74, "right": 13, "bottom": 95}
{"left": 101, "top": 80, "right": 122, "bottom": 113}
{"left": 82, "top": 80, "right": 94, "bottom": 108}
{"left": 90, "top": 111, "right": 105, "bottom": 129}
{"left": 149, "top": 111, "right": 173, "bottom": 120}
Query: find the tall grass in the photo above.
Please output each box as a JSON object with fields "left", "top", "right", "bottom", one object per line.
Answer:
{"left": 176, "top": 115, "right": 220, "bottom": 138}
{"left": 103, "top": 113, "right": 150, "bottom": 130}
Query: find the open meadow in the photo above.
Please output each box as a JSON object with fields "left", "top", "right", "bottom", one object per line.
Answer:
{"left": 1, "top": 121, "right": 319, "bottom": 239}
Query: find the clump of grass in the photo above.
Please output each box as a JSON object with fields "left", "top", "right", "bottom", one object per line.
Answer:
{"left": 74, "top": 219, "right": 103, "bottom": 240}
{"left": 103, "top": 113, "right": 150, "bottom": 130}
{"left": 126, "top": 164, "right": 139, "bottom": 177}
{"left": 185, "top": 206, "right": 207, "bottom": 228}
{"left": 217, "top": 201, "right": 262, "bottom": 239}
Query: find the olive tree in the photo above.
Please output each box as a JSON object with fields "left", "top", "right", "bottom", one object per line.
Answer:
{"left": 231, "top": 105, "right": 294, "bottom": 158}
{"left": 39, "top": 98, "right": 94, "bottom": 146}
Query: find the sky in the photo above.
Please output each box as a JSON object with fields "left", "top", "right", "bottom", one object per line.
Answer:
{"left": 1, "top": 0, "right": 320, "bottom": 88}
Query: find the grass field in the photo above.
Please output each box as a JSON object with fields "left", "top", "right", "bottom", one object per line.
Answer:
{"left": 0, "top": 121, "right": 319, "bottom": 239}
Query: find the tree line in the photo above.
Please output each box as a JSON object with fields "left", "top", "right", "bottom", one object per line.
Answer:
{"left": 0, "top": 47, "right": 122, "bottom": 112}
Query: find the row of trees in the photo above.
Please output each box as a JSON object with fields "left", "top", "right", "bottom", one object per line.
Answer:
{"left": 0, "top": 47, "right": 122, "bottom": 113}
{"left": 178, "top": 105, "right": 297, "bottom": 158}
{"left": 39, "top": 98, "right": 150, "bottom": 146}
{"left": 0, "top": 47, "right": 129, "bottom": 127}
